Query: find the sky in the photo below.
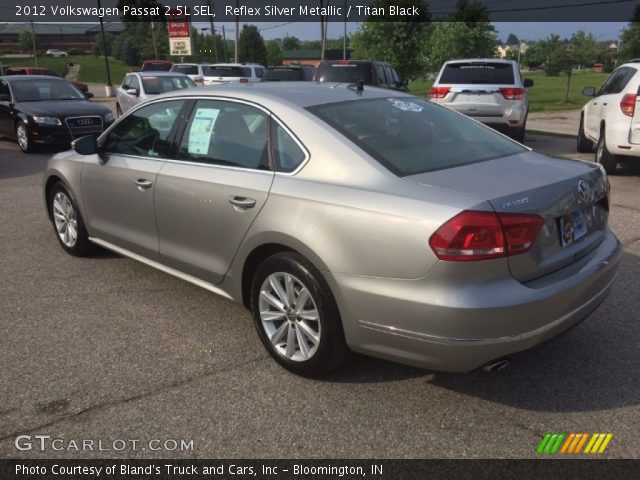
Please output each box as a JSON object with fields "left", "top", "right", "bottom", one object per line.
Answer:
{"left": 196, "top": 21, "right": 627, "bottom": 44}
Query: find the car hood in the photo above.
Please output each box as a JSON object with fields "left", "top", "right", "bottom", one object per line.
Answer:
{"left": 16, "top": 100, "right": 111, "bottom": 118}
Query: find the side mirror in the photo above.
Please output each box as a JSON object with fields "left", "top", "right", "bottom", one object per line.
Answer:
{"left": 523, "top": 78, "right": 534, "bottom": 88}
{"left": 84, "top": 92, "right": 94, "bottom": 99}
{"left": 0, "top": 93, "right": 10, "bottom": 102}
{"left": 582, "top": 86, "right": 596, "bottom": 97}
{"left": 125, "top": 88, "right": 139, "bottom": 96}
{"left": 72, "top": 135, "right": 98, "bottom": 155}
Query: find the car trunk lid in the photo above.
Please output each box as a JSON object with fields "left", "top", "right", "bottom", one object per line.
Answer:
{"left": 406, "top": 152, "right": 609, "bottom": 282}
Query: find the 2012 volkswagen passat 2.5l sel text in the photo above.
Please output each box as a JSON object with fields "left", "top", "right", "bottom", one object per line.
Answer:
{"left": 43, "top": 83, "right": 621, "bottom": 376}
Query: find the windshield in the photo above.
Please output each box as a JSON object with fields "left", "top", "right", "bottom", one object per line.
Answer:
{"left": 172, "top": 65, "right": 198, "bottom": 75}
{"left": 142, "top": 75, "right": 195, "bottom": 94}
{"left": 142, "top": 62, "right": 172, "bottom": 72}
{"left": 203, "top": 66, "right": 251, "bottom": 77}
{"left": 261, "top": 68, "right": 304, "bottom": 81}
{"left": 307, "top": 97, "right": 524, "bottom": 176}
{"left": 440, "top": 62, "right": 515, "bottom": 85}
{"left": 316, "top": 62, "right": 373, "bottom": 84}
{"left": 11, "top": 79, "right": 85, "bottom": 102}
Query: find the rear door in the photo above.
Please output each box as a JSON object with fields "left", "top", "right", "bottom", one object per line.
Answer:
{"left": 82, "top": 99, "right": 188, "bottom": 259}
{"left": 434, "top": 61, "right": 517, "bottom": 118}
{"left": 154, "top": 98, "right": 274, "bottom": 284}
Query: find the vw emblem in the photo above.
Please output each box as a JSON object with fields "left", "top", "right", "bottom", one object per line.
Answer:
{"left": 577, "top": 179, "right": 589, "bottom": 202}
{"left": 77, "top": 119, "right": 93, "bottom": 126}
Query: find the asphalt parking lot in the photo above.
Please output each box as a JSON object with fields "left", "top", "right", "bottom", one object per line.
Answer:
{"left": 0, "top": 131, "right": 639, "bottom": 459}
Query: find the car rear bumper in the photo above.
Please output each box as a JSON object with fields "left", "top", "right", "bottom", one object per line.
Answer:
{"left": 443, "top": 102, "right": 528, "bottom": 129}
{"left": 333, "top": 229, "right": 621, "bottom": 372}
{"left": 606, "top": 121, "right": 640, "bottom": 156}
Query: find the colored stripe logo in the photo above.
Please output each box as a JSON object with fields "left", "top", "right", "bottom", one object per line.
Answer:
{"left": 537, "top": 433, "right": 613, "bottom": 454}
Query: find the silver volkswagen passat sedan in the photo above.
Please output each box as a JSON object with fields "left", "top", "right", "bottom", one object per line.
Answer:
{"left": 43, "top": 83, "right": 621, "bottom": 376}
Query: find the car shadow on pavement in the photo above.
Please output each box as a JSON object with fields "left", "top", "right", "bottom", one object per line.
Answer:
{"left": 0, "top": 141, "right": 65, "bottom": 180}
{"left": 327, "top": 251, "right": 639, "bottom": 413}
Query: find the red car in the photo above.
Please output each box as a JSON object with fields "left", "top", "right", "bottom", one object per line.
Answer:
{"left": 140, "top": 60, "right": 173, "bottom": 72}
{"left": 4, "top": 67, "right": 89, "bottom": 94}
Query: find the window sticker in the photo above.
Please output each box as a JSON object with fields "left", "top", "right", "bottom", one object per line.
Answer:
{"left": 388, "top": 98, "right": 423, "bottom": 112}
{"left": 188, "top": 108, "right": 219, "bottom": 155}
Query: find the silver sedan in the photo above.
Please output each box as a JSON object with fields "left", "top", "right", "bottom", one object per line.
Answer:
{"left": 43, "top": 83, "right": 621, "bottom": 376}
{"left": 115, "top": 71, "right": 196, "bottom": 117}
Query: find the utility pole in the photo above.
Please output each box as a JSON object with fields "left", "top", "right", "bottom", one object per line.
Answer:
{"left": 206, "top": 0, "right": 218, "bottom": 62}
{"left": 320, "top": 0, "right": 326, "bottom": 61}
{"left": 30, "top": 21, "right": 37, "bottom": 67}
{"left": 235, "top": 0, "right": 240, "bottom": 62}
{"left": 343, "top": 0, "right": 347, "bottom": 60}
{"left": 97, "top": 0, "right": 112, "bottom": 89}
{"left": 150, "top": 21, "right": 158, "bottom": 59}
{"left": 222, "top": 26, "right": 228, "bottom": 62}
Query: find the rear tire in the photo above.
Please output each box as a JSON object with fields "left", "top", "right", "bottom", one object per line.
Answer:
{"left": 577, "top": 115, "right": 594, "bottom": 153}
{"left": 596, "top": 126, "right": 618, "bottom": 174}
{"left": 250, "top": 252, "right": 350, "bottom": 377}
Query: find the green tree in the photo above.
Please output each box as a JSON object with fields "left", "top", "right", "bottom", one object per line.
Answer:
{"left": 282, "top": 36, "right": 300, "bottom": 51}
{"left": 424, "top": 22, "right": 497, "bottom": 72}
{"left": 92, "top": 32, "right": 114, "bottom": 57}
{"left": 238, "top": 25, "right": 268, "bottom": 65}
{"left": 522, "top": 41, "right": 545, "bottom": 69}
{"left": 266, "top": 40, "right": 283, "bottom": 66}
{"left": 450, "top": 0, "right": 491, "bottom": 25}
{"left": 19, "top": 30, "right": 34, "bottom": 52}
{"left": 350, "top": 0, "right": 431, "bottom": 80}
{"left": 620, "top": 5, "right": 640, "bottom": 61}
{"left": 506, "top": 33, "right": 520, "bottom": 46}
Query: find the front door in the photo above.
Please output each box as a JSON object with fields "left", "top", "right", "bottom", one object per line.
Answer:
{"left": 81, "top": 99, "right": 188, "bottom": 260}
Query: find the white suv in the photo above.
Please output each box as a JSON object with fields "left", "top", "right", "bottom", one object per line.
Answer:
{"left": 579, "top": 62, "right": 640, "bottom": 173}
{"left": 170, "top": 63, "right": 209, "bottom": 86}
{"left": 201, "top": 63, "right": 265, "bottom": 85}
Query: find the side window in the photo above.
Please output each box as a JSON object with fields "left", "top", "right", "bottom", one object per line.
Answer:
{"left": 121, "top": 75, "right": 131, "bottom": 89}
{"left": 273, "top": 122, "right": 306, "bottom": 173}
{"left": 255, "top": 67, "right": 264, "bottom": 78}
{"left": 375, "top": 65, "right": 388, "bottom": 86}
{"left": 129, "top": 75, "right": 140, "bottom": 91}
{"left": 619, "top": 67, "right": 637, "bottom": 92}
{"left": 104, "top": 100, "right": 185, "bottom": 158}
{"left": 600, "top": 69, "right": 626, "bottom": 95}
{"left": 177, "top": 100, "right": 269, "bottom": 170}
{"left": 0, "top": 80, "right": 10, "bottom": 100}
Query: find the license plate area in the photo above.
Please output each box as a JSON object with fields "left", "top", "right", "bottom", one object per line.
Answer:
{"left": 559, "top": 207, "right": 592, "bottom": 247}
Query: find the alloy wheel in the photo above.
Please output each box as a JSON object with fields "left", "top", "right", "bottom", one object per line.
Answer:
{"left": 16, "top": 123, "right": 28, "bottom": 151}
{"left": 258, "top": 272, "right": 321, "bottom": 362}
{"left": 52, "top": 192, "right": 78, "bottom": 248}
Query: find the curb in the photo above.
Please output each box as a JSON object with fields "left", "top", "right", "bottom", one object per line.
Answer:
{"left": 527, "top": 129, "right": 577, "bottom": 139}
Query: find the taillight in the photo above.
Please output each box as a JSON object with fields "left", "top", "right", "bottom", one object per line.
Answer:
{"left": 428, "top": 86, "right": 450, "bottom": 99}
{"left": 240, "top": 78, "right": 249, "bottom": 83}
{"left": 499, "top": 87, "right": 525, "bottom": 100}
{"left": 620, "top": 94, "right": 636, "bottom": 117}
{"left": 429, "top": 210, "right": 544, "bottom": 262}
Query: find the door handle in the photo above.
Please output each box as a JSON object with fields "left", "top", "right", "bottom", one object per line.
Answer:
{"left": 602, "top": 103, "right": 607, "bottom": 106}
{"left": 228, "top": 196, "right": 256, "bottom": 209}
{"left": 134, "top": 178, "right": 153, "bottom": 190}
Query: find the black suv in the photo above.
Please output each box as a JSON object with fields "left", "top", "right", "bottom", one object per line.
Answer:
{"left": 314, "top": 60, "right": 406, "bottom": 90}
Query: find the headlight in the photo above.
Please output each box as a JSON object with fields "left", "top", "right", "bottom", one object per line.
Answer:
{"left": 104, "top": 112, "right": 114, "bottom": 123}
{"left": 32, "top": 116, "right": 61, "bottom": 126}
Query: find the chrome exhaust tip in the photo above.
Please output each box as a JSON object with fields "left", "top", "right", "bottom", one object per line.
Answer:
{"left": 482, "top": 359, "right": 510, "bottom": 372}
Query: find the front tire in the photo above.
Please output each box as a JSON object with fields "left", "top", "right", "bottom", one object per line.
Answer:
{"left": 577, "top": 115, "right": 594, "bottom": 153}
{"left": 250, "top": 252, "right": 350, "bottom": 376}
{"left": 48, "top": 182, "right": 92, "bottom": 257}
{"left": 596, "top": 126, "right": 618, "bottom": 174}
{"left": 15, "top": 120, "right": 33, "bottom": 153}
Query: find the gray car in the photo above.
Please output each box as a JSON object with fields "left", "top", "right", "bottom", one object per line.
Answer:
{"left": 115, "top": 72, "right": 196, "bottom": 117}
{"left": 43, "top": 83, "right": 620, "bottom": 376}
{"left": 429, "top": 59, "right": 534, "bottom": 142}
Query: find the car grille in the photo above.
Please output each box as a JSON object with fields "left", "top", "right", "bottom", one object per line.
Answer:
{"left": 64, "top": 116, "right": 104, "bottom": 138}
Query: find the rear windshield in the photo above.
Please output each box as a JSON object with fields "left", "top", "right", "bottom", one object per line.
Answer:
{"left": 172, "top": 65, "right": 198, "bottom": 75}
{"left": 261, "top": 68, "right": 304, "bottom": 81}
{"left": 203, "top": 66, "right": 251, "bottom": 77}
{"left": 316, "top": 62, "right": 373, "bottom": 84}
{"left": 142, "top": 75, "right": 195, "bottom": 94}
{"left": 307, "top": 97, "right": 524, "bottom": 176}
{"left": 439, "top": 62, "right": 515, "bottom": 85}
{"left": 142, "top": 62, "right": 172, "bottom": 72}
